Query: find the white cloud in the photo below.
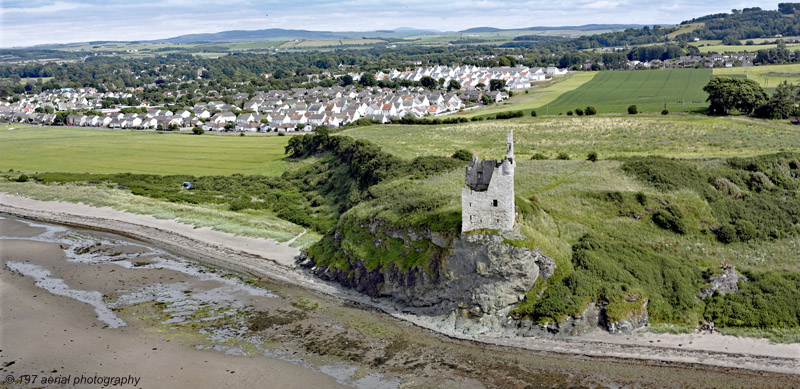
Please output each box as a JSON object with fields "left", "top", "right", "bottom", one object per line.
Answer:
{"left": 584, "top": 1, "right": 620, "bottom": 10}
{"left": 0, "top": 1, "right": 84, "bottom": 15}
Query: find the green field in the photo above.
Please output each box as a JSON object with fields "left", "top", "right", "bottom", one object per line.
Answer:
{"left": 695, "top": 42, "right": 800, "bottom": 53}
{"left": 457, "top": 72, "right": 597, "bottom": 117}
{"left": 666, "top": 22, "right": 703, "bottom": 39}
{"left": 279, "top": 38, "right": 385, "bottom": 48}
{"left": 0, "top": 125, "right": 291, "bottom": 176}
{"left": 541, "top": 69, "right": 711, "bottom": 114}
{"left": 342, "top": 114, "right": 800, "bottom": 160}
{"left": 713, "top": 63, "right": 800, "bottom": 89}
{"left": 1, "top": 76, "right": 54, "bottom": 85}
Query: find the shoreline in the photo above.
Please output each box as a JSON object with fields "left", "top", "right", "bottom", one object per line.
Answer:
{"left": 1, "top": 193, "right": 799, "bottom": 375}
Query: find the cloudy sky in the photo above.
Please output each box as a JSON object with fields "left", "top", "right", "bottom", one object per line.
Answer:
{"left": 0, "top": 0, "right": 782, "bottom": 47}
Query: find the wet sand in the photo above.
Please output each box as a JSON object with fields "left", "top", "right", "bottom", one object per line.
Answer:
{"left": 0, "top": 220, "right": 346, "bottom": 388}
{"left": 2, "top": 194, "right": 800, "bottom": 387}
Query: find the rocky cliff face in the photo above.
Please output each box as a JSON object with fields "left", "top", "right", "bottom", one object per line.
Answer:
{"left": 300, "top": 220, "right": 650, "bottom": 337}
{"left": 299, "top": 222, "right": 555, "bottom": 317}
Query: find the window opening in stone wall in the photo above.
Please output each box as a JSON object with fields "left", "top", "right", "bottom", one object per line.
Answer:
{"left": 492, "top": 199, "right": 498, "bottom": 207}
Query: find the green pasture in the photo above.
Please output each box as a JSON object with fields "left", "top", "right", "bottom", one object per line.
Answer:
{"left": 279, "top": 39, "right": 385, "bottom": 48}
{"left": 0, "top": 125, "right": 290, "bottom": 176}
{"left": 696, "top": 42, "right": 800, "bottom": 53}
{"left": 1, "top": 76, "right": 54, "bottom": 85}
{"left": 343, "top": 114, "right": 800, "bottom": 161}
{"left": 457, "top": 72, "right": 597, "bottom": 117}
{"left": 542, "top": 69, "right": 711, "bottom": 114}
{"left": 666, "top": 22, "right": 703, "bottom": 39}
{"left": 713, "top": 63, "right": 800, "bottom": 88}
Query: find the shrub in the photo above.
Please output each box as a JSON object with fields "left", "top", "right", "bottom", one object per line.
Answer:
{"left": 575, "top": 108, "right": 584, "bottom": 116}
{"left": 734, "top": 219, "right": 757, "bottom": 242}
{"left": 712, "top": 177, "right": 743, "bottom": 198}
{"left": 496, "top": 110, "right": 524, "bottom": 120}
{"left": 635, "top": 192, "right": 647, "bottom": 205}
{"left": 451, "top": 149, "right": 473, "bottom": 161}
{"left": 567, "top": 110, "right": 574, "bottom": 116}
{"left": 229, "top": 198, "right": 253, "bottom": 211}
{"left": 717, "top": 224, "right": 739, "bottom": 243}
{"left": 587, "top": 151, "right": 598, "bottom": 162}
{"left": 557, "top": 152, "right": 571, "bottom": 160}
{"left": 278, "top": 132, "right": 285, "bottom": 136}
{"left": 661, "top": 109, "right": 669, "bottom": 115}
{"left": 530, "top": 153, "right": 548, "bottom": 160}
{"left": 15, "top": 174, "right": 28, "bottom": 182}
{"left": 652, "top": 205, "right": 687, "bottom": 234}
{"left": 239, "top": 132, "right": 245, "bottom": 137}
{"left": 585, "top": 106, "right": 597, "bottom": 115}
{"left": 530, "top": 110, "right": 537, "bottom": 117}
{"left": 192, "top": 127, "right": 204, "bottom": 135}
{"left": 628, "top": 105, "right": 638, "bottom": 115}
{"left": 748, "top": 171, "right": 775, "bottom": 192}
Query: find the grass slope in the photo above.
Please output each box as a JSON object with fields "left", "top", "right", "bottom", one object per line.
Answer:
{"left": 0, "top": 125, "right": 290, "bottom": 176}
{"left": 543, "top": 69, "right": 711, "bottom": 114}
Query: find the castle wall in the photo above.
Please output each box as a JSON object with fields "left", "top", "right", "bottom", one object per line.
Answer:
{"left": 461, "top": 159, "right": 515, "bottom": 232}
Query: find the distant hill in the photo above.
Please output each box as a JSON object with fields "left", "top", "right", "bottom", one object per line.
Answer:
{"left": 156, "top": 24, "right": 645, "bottom": 44}
{"left": 156, "top": 28, "right": 438, "bottom": 44}
{"left": 459, "top": 24, "right": 646, "bottom": 33}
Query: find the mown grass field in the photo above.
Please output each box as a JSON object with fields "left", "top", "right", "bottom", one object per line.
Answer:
{"left": 0, "top": 125, "right": 291, "bottom": 176}
{"left": 457, "top": 72, "right": 597, "bottom": 118}
{"left": 341, "top": 115, "right": 800, "bottom": 160}
{"left": 542, "top": 69, "right": 711, "bottom": 114}
{"left": 713, "top": 63, "right": 800, "bottom": 89}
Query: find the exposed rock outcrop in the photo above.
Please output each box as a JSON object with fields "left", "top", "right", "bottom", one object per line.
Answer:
{"left": 300, "top": 224, "right": 555, "bottom": 317}
{"left": 700, "top": 268, "right": 748, "bottom": 300}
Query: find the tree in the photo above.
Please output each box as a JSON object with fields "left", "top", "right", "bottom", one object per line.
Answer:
{"left": 475, "top": 82, "right": 486, "bottom": 90}
{"left": 359, "top": 73, "right": 377, "bottom": 87}
{"left": 703, "top": 77, "right": 768, "bottom": 115}
{"left": 489, "top": 79, "right": 506, "bottom": 91}
{"left": 447, "top": 80, "right": 461, "bottom": 91}
{"left": 481, "top": 94, "right": 494, "bottom": 105}
{"left": 192, "top": 126, "right": 204, "bottom": 135}
{"left": 778, "top": 3, "right": 800, "bottom": 14}
{"left": 420, "top": 76, "right": 437, "bottom": 89}
{"left": 585, "top": 106, "right": 596, "bottom": 115}
{"left": 53, "top": 111, "right": 68, "bottom": 125}
{"left": 575, "top": 108, "right": 584, "bottom": 116}
{"left": 628, "top": 105, "right": 638, "bottom": 115}
{"left": 340, "top": 74, "right": 354, "bottom": 86}
{"left": 754, "top": 81, "right": 798, "bottom": 119}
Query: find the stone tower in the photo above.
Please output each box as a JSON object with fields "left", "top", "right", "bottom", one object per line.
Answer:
{"left": 461, "top": 130, "right": 515, "bottom": 232}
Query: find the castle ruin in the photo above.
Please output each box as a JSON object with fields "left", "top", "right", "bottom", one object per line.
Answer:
{"left": 461, "top": 130, "right": 515, "bottom": 232}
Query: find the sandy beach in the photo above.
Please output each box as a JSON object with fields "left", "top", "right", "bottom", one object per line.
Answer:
{"left": 1, "top": 193, "right": 799, "bottom": 381}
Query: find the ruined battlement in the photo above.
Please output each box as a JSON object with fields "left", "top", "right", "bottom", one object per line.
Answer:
{"left": 461, "top": 130, "right": 516, "bottom": 232}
